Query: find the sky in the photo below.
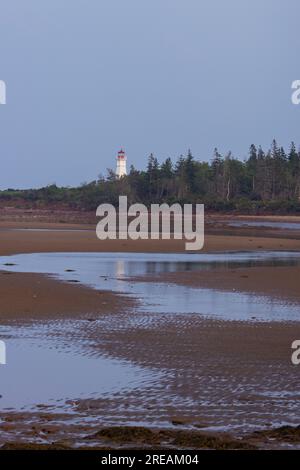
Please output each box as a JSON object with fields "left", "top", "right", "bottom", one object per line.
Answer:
{"left": 0, "top": 0, "right": 299, "bottom": 189}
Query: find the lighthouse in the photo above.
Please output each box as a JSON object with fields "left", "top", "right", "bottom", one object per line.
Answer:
{"left": 116, "top": 149, "right": 127, "bottom": 178}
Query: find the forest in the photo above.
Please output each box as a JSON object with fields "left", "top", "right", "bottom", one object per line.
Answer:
{"left": 1, "top": 140, "right": 300, "bottom": 214}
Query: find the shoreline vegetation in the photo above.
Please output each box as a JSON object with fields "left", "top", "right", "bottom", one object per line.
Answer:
{"left": 1, "top": 141, "right": 300, "bottom": 215}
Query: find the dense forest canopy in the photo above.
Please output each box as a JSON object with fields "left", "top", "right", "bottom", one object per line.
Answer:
{"left": 2, "top": 140, "right": 300, "bottom": 214}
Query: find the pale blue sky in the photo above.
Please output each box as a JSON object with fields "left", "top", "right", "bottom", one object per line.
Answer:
{"left": 0, "top": 0, "right": 299, "bottom": 188}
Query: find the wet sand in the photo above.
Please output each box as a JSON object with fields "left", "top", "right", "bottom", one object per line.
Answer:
{"left": 1, "top": 221, "right": 300, "bottom": 449}
{"left": 84, "top": 314, "right": 300, "bottom": 445}
{"left": 132, "top": 265, "right": 300, "bottom": 305}
{"left": 1, "top": 314, "right": 300, "bottom": 449}
{"left": 0, "top": 271, "right": 134, "bottom": 320}
{"left": 233, "top": 215, "right": 300, "bottom": 223}
{"left": 1, "top": 222, "right": 300, "bottom": 256}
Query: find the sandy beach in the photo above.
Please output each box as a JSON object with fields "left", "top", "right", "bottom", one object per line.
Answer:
{"left": 1, "top": 219, "right": 300, "bottom": 256}
{"left": 132, "top": 264, "right": 300, "bottom": 304}
{"left": 0, "top": 271, "right": 134, "bottom": 320}
{"left": 2, "top": 0, "right": 300, "bottom": 457}
{"left": 0, "top": 218, "right": 300, "bottom": 449}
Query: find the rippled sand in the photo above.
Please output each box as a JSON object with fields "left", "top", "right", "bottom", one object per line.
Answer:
{"left": 1, "top": 222, "right": 300, "bottom": 448}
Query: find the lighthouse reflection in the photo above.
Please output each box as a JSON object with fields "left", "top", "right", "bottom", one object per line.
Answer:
{"left": 115, "top": 259, "right": 125, "bottom": 279}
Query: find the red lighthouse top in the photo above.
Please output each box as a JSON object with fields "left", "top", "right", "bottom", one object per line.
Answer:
{"left": 117, "top": 149, "right": 126, "bottom": 160}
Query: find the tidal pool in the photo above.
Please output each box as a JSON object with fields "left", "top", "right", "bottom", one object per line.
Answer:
{"left": 1, "top": 251, "right": 300, "bottom": 322}
{"left": 0, "top": 251, "right": 300, "bottom": 424}
{"left": 229, "top": 220, "right": 300, "bottom": 230}
{"left": 0, "top": 325, "right": 156, "bottom": 410}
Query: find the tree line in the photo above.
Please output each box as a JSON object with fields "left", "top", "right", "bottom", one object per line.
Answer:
{"left": 2, "top": 140, "right": 300, "bottom": 214}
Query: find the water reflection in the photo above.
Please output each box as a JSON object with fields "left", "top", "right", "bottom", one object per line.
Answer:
{"left": 0, "top": 330, "right": 155, "bottom": 410}
{"left": 1, "top": 251, "right": 300, "bottom": 322}
{"left": 229, "top": 220, "right": 300, "bottom": 230}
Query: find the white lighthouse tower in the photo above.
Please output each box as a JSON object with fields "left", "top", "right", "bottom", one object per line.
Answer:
{"left": 116, "top": 149, "right": 127, "bottom": 178}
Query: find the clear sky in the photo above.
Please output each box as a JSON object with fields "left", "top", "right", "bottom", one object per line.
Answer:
{"left": 0, "top": 0, "right": 299, "bottom": 189}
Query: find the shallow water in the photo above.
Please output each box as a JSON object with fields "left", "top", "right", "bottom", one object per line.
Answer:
{"left": 0, "top": 325, "right": 156, "bottom": 410}
{"left": 1, "top": 251, "right": 300, "bottom": 321}
{"left": 3, "top": 228, "right": 90, "bottom": 232}
{"left": 0, "top": 250, "right": 300, "bottom": 430}
{"left": 229, "top": 220, "right": 300, "bottom": 230}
